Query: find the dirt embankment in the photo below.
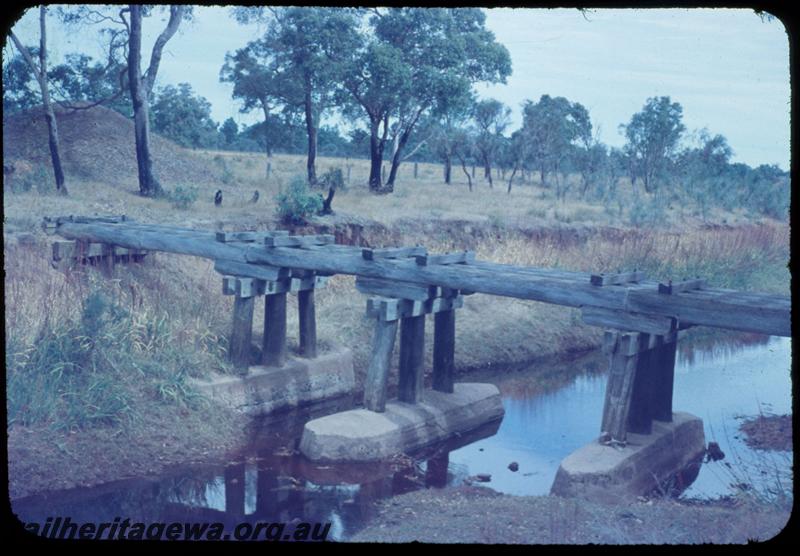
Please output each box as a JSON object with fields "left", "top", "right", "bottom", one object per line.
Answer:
{"left": 3, "top": 104, "right": 221, "bottom": 188}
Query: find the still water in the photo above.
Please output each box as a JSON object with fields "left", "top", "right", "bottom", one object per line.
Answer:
{"left": 12, "top": 335, "right": 792, "bottom": 540}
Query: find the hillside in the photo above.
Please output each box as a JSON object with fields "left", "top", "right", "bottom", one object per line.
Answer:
{"left": 3, "top": 104, "right": 221, "bottom": 187}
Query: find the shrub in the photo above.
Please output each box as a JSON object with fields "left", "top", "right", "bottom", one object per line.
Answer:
{"left": 319, "top": 167, "right": 346, "bottom": 192}
{"left": 167, "top": 185, "right": 199, "bottom": 209}
{"left": 275, "top": 175, "right": 323, "bottom": 225}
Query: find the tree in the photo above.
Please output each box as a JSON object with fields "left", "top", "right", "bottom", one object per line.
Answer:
{"left": 340, "top": 8, "right": 511, "bottom": 193}
{"left": 8, "top": 7, "right": 68, "bottom": 194}
{"left": 428, "top": 90, "right": 475, "bottom": 185}
{"left": 227, "top": 7, "right": 360, "bottom": 184}
{"left": 472, "top": 98, "right": 511, "bottom": 188}
{"left": 3, "top": 47, "right": 41, "bottom": 113}
{"left": 48, "top": 53, "right": 130, "bottom": 116}
{"left": 620, "top": 96, "right": 685, "bottom": 194}
{"left": 151, "top": 83, "right": 219, "bottom": 149}
{"left": 220, "top": 118, "right": 238, "bottom": 147}
{"left": 520, "top": 95, "right": 592, "bottom": 189}
{"left": 127, "top": 5, "right": 188, "bottom": 197}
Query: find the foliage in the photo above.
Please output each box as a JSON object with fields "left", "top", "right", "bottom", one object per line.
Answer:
{"left": 318, "top": 167, "right": 346, "bottom": 192}
{"left": 520, "top": 94, "right": 592, "bottom": 188}
{"left": 275, "top": 174, "right": 323, "bottom": 224}
{"left": 167, "top": 185, "right": 199, "bottom": 209}
{"left": 620, "top": 96, "right": 685, "bottom": 193}
{"left": 220, "top": 117, "right": 239, "bottom": 147}
{"left": 151, "top": 83, "right": 220, "bottom": 149}
{"left": 339, "top": 7, "right": 511, "bottom": 190}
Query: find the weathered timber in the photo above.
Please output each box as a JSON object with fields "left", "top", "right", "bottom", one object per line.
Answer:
{"left": 264, "top": 234, "right": 335, "bottom": 248}
{"left": 590, "top": 271, "right": 646, "bottom": 286}
{"left": 398, "top": 314, "right": 425, "bottom": 404}
{"left": 362, "top": 246, "right": 427, "bottom": 261}
{"left": 366, "top": 295, "right": 463, "bottom": 321}
{"left": 298, "top": 289, "right": 317, "bottom": 358}
{"left": 658, "top": 279, "right": 706, "bottom": 295}
{"left": 230, "top": 296, "right": 255, "bottom": 370}
{"left": 54, "top": 221, "right": 790, "bottom": 337}
{"left": 433, "top": 309, "right": 456, "bottom": 393}
{"left": 600, "top": 332, "right": 641, "bottom": 442}
{"left": 215, "top": 259, "right": 289, "bottom": 282}
{"left": 363, "top": 319, "right": 399, "bottom": 412}
{"left": 263, "top": 292, "right": 287, "bottom": 367}
{"left": 651, "top": 336, "right": 677, "bottom": 422}
{"left": 626, "top": 334, "right": 656, "bottom": 435}
{"left": 356, "top": 276, "right": 438, "bottom": 301}
{"left": 216, "top": 230, "right": 288, "bottom": 242}
{"left": 415, "top": 251, "right": 475, "bottom": 266}
{"left": 581, "top": 306, "right": 677, "bottom": 335}
{"left": 222, "top": 276, "right": 265, "bottom": 298}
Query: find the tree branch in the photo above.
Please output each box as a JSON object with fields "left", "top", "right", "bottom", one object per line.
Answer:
{"left": 9, "top": 31, "right": 45, "bottom": 89}
{"left": 143, "top": 5, "right": 185, "bottom": 95}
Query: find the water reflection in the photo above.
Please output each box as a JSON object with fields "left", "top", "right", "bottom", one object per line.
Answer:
{"left": 13, "top": 408, "right": 499, "bottom": 541}
{"left": 447, "top": 334, "right": 792, "bottom": 499}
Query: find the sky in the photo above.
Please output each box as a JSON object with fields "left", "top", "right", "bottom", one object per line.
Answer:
{"left": 5, "top": 7, "right": 791, "bottom": 170}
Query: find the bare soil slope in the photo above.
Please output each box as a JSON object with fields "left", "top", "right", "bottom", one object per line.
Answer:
{"left": 3, "top": 104, "right": 220, "bottom": 187}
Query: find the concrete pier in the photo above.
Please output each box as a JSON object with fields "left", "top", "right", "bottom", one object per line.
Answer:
{"left": 192, "top": 348, "right": 355, "bottom": 416}
{"left": 299, "top": 383, "right": 504, "bottom": 462}
{"left": 550, "top": 412, "right": 706, "bottom": 503}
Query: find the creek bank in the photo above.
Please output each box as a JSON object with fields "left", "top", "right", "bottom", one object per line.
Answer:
{"left": 348, "top": 486, "right": 791, "bottom": 544}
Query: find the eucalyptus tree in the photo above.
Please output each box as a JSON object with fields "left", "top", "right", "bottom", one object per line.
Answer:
{"left": 57, "top": 5, "right": 190, "bottom": 197}
{"left": 472, "top": 98, "right": 511, "bottom": 188}
{"left": 227, "top": 7, "right": 360, "bottom": 184}
{"left": 428, "top": 89, "right": 476, "bottom": 185}
{"left": 340, "top": 7, "right": 511, "bottom": 193}
{"left": 8, "top": 6, "right": 68, "bottom": 194}
{"left": 126, "top": 5, "right": 188, "bottom": 197}
{"left": 620, "top": 96, "right": 685, "bottom": 194}
{"left": 520, "top": 95, "right": 592, "bottom": 188}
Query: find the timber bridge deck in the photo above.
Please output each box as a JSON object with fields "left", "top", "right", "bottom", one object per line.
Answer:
{"left": 44, "top": 215, "right": 790, "bottom": 447}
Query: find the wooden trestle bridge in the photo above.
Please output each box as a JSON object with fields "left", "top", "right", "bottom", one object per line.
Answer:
{"left": 44, "top": 215, "right": 791, "bottom": 445}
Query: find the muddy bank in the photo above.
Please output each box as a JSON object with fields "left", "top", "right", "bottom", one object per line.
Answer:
{"left": 7, "top": 403, "right": 250, "bottom": 500}
{"left": 349, "top": 486, "right": 791, "bottom": 544}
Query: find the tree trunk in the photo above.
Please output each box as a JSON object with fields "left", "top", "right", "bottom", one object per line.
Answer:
{"left": 304, "top": 79, "right": 317, "bottom": 185}
{"left": 507, "top": 163, "right": 518, "bottom": 194}
{"left": 459, "top": 155, "right": 472, "bottom": 192}
{"left": 127, "top": 5, "right": 184, "bottom": 197}
{"left": 484, "top": 160, "right": 493, "bottom": 188}
{"left": 443, "top": 155, "right": 452, "bottom": 184}
{"left": 10, "top": 8, "right": 67, "bottom": 195}
{"left": 128, "top": 5, "right": 161, "bottom": 197}
{"left": 368, "top": 115, "right": 390, "bottom": 193}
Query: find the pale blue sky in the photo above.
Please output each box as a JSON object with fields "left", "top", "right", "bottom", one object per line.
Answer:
{"left": 7, "top": 6, "right": 790, "bottom": 169}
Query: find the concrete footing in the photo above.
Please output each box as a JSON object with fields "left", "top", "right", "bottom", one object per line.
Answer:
{"left": 192, "top": 348, "right": 355, "bottom": 416}
{"left": 550, "top": 412, "right": 706, "bottom": 504}
{"left": 299, "top": 383, "right": 504, "bottom": 462}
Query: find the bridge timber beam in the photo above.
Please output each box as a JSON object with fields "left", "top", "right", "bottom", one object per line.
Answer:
{"left": 51, "top": 220, "right": 790, "bottom": 337}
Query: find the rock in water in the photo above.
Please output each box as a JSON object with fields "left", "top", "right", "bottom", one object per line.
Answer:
{"left": 508, "top": 462, "right": 519, "bottom": 472}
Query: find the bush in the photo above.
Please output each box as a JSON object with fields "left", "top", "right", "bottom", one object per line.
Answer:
{"left": 318, "top": 167, "right": 346, "bottom": 192}
{"left": 275, "top": 175, "right": 323, "bottom": 225}
{"left": 167, "top": 185, "right": 199, "bottom": 210}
